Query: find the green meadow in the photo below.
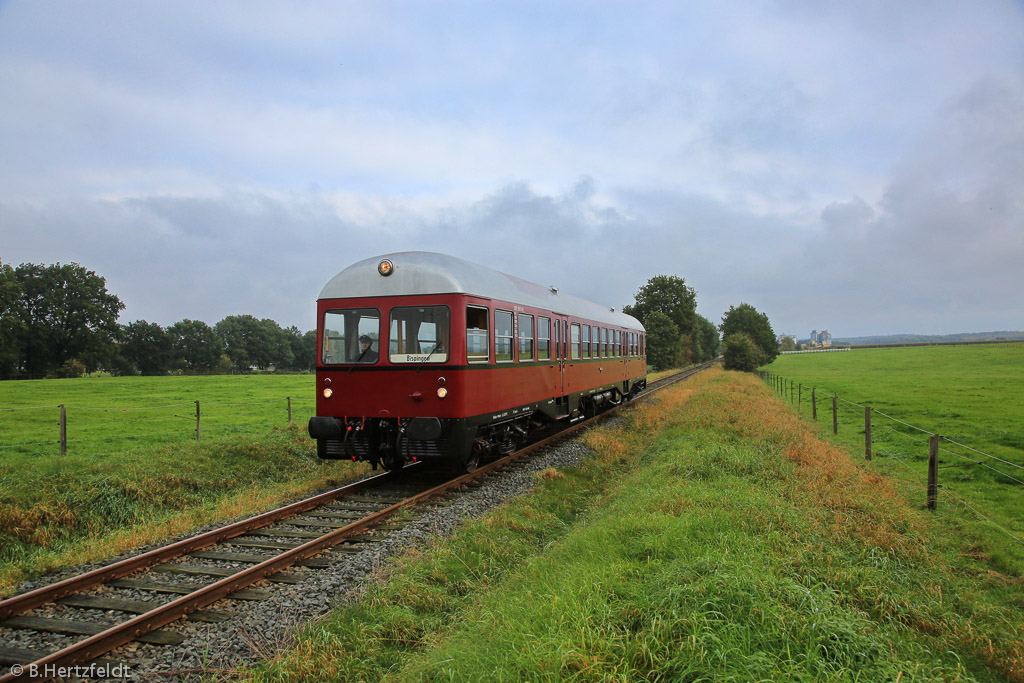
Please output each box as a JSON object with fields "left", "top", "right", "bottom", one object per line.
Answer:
{"left": 0, "top": 374, "right": 366, "bottom": 595}
{"left": 765, "top": 344, "right": 1024, "bottom": 575}
{"left": 0, "top": 374, "right": 319, "bottom": 458}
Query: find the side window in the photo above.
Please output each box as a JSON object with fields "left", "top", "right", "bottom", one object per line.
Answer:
{"left": 538, "top": 317, "right": 551, "bottom": 361}
{"left": 518, "top": 314, "right": 535, "bottom": 361}
{"left": 601, "top": 328, "right": 608, "bottom": 358}
{"left": 467, "top": 306, "right": 489, "bottom": 363}
{"left": 581, "top": 324, "right": 590, "bottom": 358}
{"left": 570, "top": 323, "right": 581, "bottom": 360}
{"left": 615, "top": 330, "right": 621, "bottom": 357}
{"left": 495, "top": 310, "right": 513, "bottom": 362}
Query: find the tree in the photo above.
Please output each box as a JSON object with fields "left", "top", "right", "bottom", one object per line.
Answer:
{"left": 119, "top": 320, "right": 173, "bottom": 375}
{"left": 624, "top": 274, "right": 699, "bottom": 370}
{"left": 283, "top": 326, "right": 317, "bottom": 371}
{"left": 623, "top": 274, "right": 697, "bottom": 337}
{"left": 168, "top": 319, "right": 225, "bottom": 373}
{"left": 695, "top": 315, "right": 720, "bottom": 361}
{"left": 13, "top": 262, "right": 124, "bottom": 377}
{"left": 644, "top": 312, "right": 685, "bottom": 371}
{"left": 0, "top": 261, "right": 24, "bottom": 378}
{"left": 215, "top": 315, "right": 293, "bottom": 372}
{"left": 722, "top": 333, "right": 764, "bottom": 372}
{"left": 719, "top": 303, "right": 778, "bottom": 366}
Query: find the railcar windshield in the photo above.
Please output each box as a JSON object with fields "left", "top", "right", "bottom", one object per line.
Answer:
{"left": 322, "top": 308, "right": 380, "bottom": 364}
{"left": 389, "top": 306, "right": 450, "bottom": 363}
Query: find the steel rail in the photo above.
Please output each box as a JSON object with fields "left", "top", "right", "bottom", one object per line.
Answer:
{"left": 0, "top": 469, "right": 398, "bottom": 621}
{"left": 1, "top": 362, "right": 712, "bottom": 682}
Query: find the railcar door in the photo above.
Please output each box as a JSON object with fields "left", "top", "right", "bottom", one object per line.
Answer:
{"left": 553, "top": 316, "right": 570, "bottom": 416}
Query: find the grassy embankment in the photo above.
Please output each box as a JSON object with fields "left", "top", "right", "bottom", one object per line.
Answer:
{"left": 765, "top": 344, "right": 1024, "bottom": 576}
{"left": 0, "top": 375, "right": 366, "bottom": 596}
{"left": 247, "top": 368, "right": 1023, "bottom": 682}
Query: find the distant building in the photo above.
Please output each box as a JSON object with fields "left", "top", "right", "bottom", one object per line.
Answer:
{"left": 808, "top": 329, "right": 832, "bottom": 347}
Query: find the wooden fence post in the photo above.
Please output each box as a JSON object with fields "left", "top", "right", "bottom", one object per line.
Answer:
{"left": 195, "top": 400, "right": 201, "bottom": 442}
{"left": 927, "top": 435, "right": 939, "bottom": 509}
{"left": 798, "top": 384, "right": 802, "bottom": 409}
{"left": 790, "top": 381, "right": 794, "bottom": 404}
{"left": 864, "top": 406, "right": 872, "bottom": 460}
{"left": 812, "top": 389, "right": 817, "bottom": 421}
{"left": 59, "top": 404, "right": 67, "bottom": 456}
{"left": 287, "top": 397, "right": 292, "bottom": 424}
{"left": 832, "top": 395, "right": 838, "bottom": 435}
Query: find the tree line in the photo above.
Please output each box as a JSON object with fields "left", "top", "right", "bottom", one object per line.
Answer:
{"left": 622, "top": 274, "right": 777, "bottom": 372}
{"left": 0, "top": 261, "right": 315, "bottom": 379}
{"left": 1, "top": 260, "right": 778, "bottom": 380}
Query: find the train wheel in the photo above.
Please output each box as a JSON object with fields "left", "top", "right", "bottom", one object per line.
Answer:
{"left": 459, "top": 440, "right": 485, "bottom": 474}
{"left": 379, "top": 426, "right": 405, "bottom": 471}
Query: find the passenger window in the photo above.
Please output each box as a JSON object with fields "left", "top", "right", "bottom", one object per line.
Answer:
{"left": 570, "top": 323, "right": 580, "bottom": 360}
{"left": 518, "top": 314, "right": 535, "bottom": 361}
{"left": 495, "top": 310, "right": 513, "bottom": 362}
{"left": 581, "top": 325, "right": 590, "bottom": 358}
{"left": 601, "top": 328, "right": 608, "bottom": 358}
{"left": 538, "top": 317, "right": 551, "bottom": 360}
{"left": 467, "top": 306, "right": 489, "bottom": 363}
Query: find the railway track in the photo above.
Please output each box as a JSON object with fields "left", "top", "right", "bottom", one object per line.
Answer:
{"left": 0, "top": 363, "right": 711, "bottom": 681}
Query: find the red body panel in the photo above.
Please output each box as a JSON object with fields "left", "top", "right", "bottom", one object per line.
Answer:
{"left": 314, "top": 293, "right": 646, "bottom": 423}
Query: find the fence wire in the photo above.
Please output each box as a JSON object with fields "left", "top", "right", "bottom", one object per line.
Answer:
{"left": 0, "top": 395, "right": 316, "bottom": 455}
{"left": 761, "top": 370, "right": 1023, "bottom": 551}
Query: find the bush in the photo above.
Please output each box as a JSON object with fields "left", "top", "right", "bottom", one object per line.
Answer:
{"left": 52, "top": 358, "right": 86, "bottom": 378}
{"left": 722, "top": 333, "right": 764, "bottom": 371}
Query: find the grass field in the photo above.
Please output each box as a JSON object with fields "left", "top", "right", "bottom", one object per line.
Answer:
{"left": 246, "top": 369, "right": 1023, "bottom": 682}
{"left": 0, "top": 374, "right": 319, "bottom": 458}
{"left": 0, "top": 374, "right": 367, "bottom": 596}
{"left": 765, "top": 344, "right": 1024, "bottom": 575}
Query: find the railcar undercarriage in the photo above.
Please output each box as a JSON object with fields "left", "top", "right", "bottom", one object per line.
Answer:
{"left": 309, "top": 381, "right": 645, "bottom": 473}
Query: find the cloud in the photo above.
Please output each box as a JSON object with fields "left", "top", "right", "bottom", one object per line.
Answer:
{"left": 1, "top": 1, "right": 1023, "bottom": 338}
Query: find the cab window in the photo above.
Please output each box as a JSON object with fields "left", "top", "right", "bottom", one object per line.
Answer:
{"left": 322, "top": 308, "right": 380, "bottom": 364}
{"left": 389, "top": 306, "right": 450, "bottom": 363}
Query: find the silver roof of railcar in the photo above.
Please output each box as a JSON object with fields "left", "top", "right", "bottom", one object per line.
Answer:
{"left": 318, "top": 251, "right": 644, "bottom": 330}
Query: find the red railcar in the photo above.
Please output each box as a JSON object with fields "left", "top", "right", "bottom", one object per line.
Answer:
{"left": 307, "top": 252, "right": 647, "bottom": 472}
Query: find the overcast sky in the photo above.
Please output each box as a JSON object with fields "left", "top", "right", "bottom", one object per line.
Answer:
{"left": 1, "top": 1, "right": 1021, "bottom": 338}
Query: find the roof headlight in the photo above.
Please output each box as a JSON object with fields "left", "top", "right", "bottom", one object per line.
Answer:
{"left": 378, "top": 259, "right": 394, "bottom": 276}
